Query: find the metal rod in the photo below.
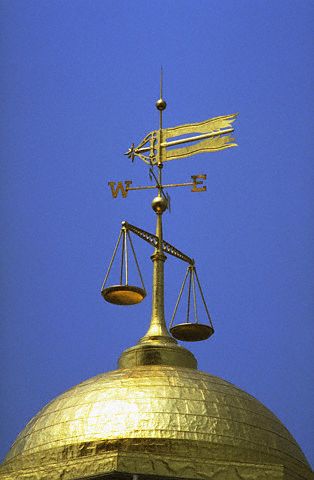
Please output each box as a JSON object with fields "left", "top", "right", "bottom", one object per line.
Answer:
{"left": 142, "top": 207, "right": 170, "bottom": 340}
{"left": 124, "top": 228, "right": 128, "bottom": 285}
{"left": 101, "top": 229, "right": 123, "bottom": 290}
{"left": 194, "top": 268, "right": 213, "bottom": 328}
{"left": 127, "top": 230, "right": 146, "bottom": 291}
{"left": 127, "top": 185, "right": 157, "bottom": 191}
{"left": 191, "top": 267, "right": 199, "bottom": 324}
{"left": 186, "top": 267, "right": 192, "bottom": 324}
{"left": 139, "top": 67, "right": 169, "bottom": 341}
{"left": 158, "top": 67, "right": 163, "bottom": 169}
{"left": 162, "top": 182, "right": 194, "bottom": 188}
{"left": 120, "top": 229, "right": 125, "bottom": 285}
{"left": 162, "top": 128, "right": 234, "bottom": 147}
{"left": 134, "top": 127, "right": 234, "bottom": 154}
{"left": 127, "top": 182, "right": 194, "bottom": 192}
{"left": 169, "top": 266, "right": 190, "bottom": 328}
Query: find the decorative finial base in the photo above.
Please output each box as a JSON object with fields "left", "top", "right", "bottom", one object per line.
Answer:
{"left": 118, "top": 341, "right": 197, "bottom": 369}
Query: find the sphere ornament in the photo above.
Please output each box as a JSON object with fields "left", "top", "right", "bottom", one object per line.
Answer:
{"left": 0, "top": 365, "right": 312, "bottom": 480}
{"left": 152, "top": 195, "right": 168, "bottom": 213}
{"left": 156, "top": 97, "right": 167, "bottom": 111}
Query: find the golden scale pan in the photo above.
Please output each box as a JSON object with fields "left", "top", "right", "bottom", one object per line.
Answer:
{"left": 169, "top": 264, "right": 214, "bottom": 342}
{"left": 170, "top": 323, "right": 214, "bottom": 342}
{"left": 101, "top": 226, "right": 147, "bottom": 306}
{"left": 102, "top": 285, "right": 146, "bottom": 306}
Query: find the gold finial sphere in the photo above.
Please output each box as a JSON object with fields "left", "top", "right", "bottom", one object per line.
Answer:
{"left": 156, "top": 98, "right": 167, "bottom": 111}
{"left": 152, "top": 195, "right": 168, "bottom": 213}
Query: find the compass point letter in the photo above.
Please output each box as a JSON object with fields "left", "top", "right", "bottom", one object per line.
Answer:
{"left": 108, "top": 180, "right": 132, "bottom": 199}
{"left": 191, "top": 174, "right": 207, "bottom": 193}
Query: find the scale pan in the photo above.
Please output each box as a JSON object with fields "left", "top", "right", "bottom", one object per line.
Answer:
{"left": 102, "top": 285, "right": 146, "bottom": 305}
{"left": 170, "top": 323, "right": 214, "bottom": 342}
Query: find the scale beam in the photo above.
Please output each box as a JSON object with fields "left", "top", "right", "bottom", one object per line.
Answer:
{"left": 123, "top": 221, "right": 194, "bottom": 265}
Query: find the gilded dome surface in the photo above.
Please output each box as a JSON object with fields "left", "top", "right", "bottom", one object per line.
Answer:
{"left": 1, "top": 365, "right": 311, "bottom": 479}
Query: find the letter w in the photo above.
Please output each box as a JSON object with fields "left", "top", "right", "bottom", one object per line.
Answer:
{"left": 108, "top": 181, "right": 132, "bottom": 198}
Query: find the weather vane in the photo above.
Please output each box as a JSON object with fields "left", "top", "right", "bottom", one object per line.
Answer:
{"left": 102, "top": 70, "right": 238, "bottom": 342}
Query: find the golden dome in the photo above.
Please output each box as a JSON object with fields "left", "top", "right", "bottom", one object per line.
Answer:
{"left": 0, "top": 364, "right": 312, "bottom": 480}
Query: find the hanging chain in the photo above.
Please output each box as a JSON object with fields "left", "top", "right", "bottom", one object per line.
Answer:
{"left": 186, "top": 266, "right": 193, "bottom": 323}
{"left": 127, "top": 230, "right": 146, "bottom": 292}
{"left": 120, "top": 228, "right": 126, "bottom": 285}
{"left": 169, "top": 266, "right": 190, "bottom": 328}
{"left": 169, "top": 264, "right": 213, "bottom": 330}
{"left": 101, "top": 229, "right": 123, "bottom": 290}
{"left": 101, "top": 225, "right": 146, "bottom": 292}
{"left": 124, "top": 227, "right": 128, "bottom": 285}
{"left": 194, "top": 268, "right": 213, "bottom": 329}
{"left": 191, "top": 267, "right": 199, "bottom": 324}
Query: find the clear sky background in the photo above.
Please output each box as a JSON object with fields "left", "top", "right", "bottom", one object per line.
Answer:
{"left": 1, "top": 0, "right": 313, "bottom": 468}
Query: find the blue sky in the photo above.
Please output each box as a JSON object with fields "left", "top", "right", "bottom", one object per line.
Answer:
{"left": 1, "top": 0, "right": 313, "bottom": 467}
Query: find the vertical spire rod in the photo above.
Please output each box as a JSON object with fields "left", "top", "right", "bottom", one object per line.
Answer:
{"left": 118, "top": 74, "right": 197, "bottom": 369}
{"left": 140, "top": 71, "right": 174, "bottom": 344}
{"left": 159, "top": 67, "right": 163, "bottom": 129}
{"left": 158, "top": 67, "right": 164, "bottom": 182}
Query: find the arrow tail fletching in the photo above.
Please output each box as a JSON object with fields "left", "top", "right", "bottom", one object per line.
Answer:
{"left": 164, "top": 135, "right": 237, "bottom": 162}
{"left": 164, "top": 113, "right": 238, "bottom": 139}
